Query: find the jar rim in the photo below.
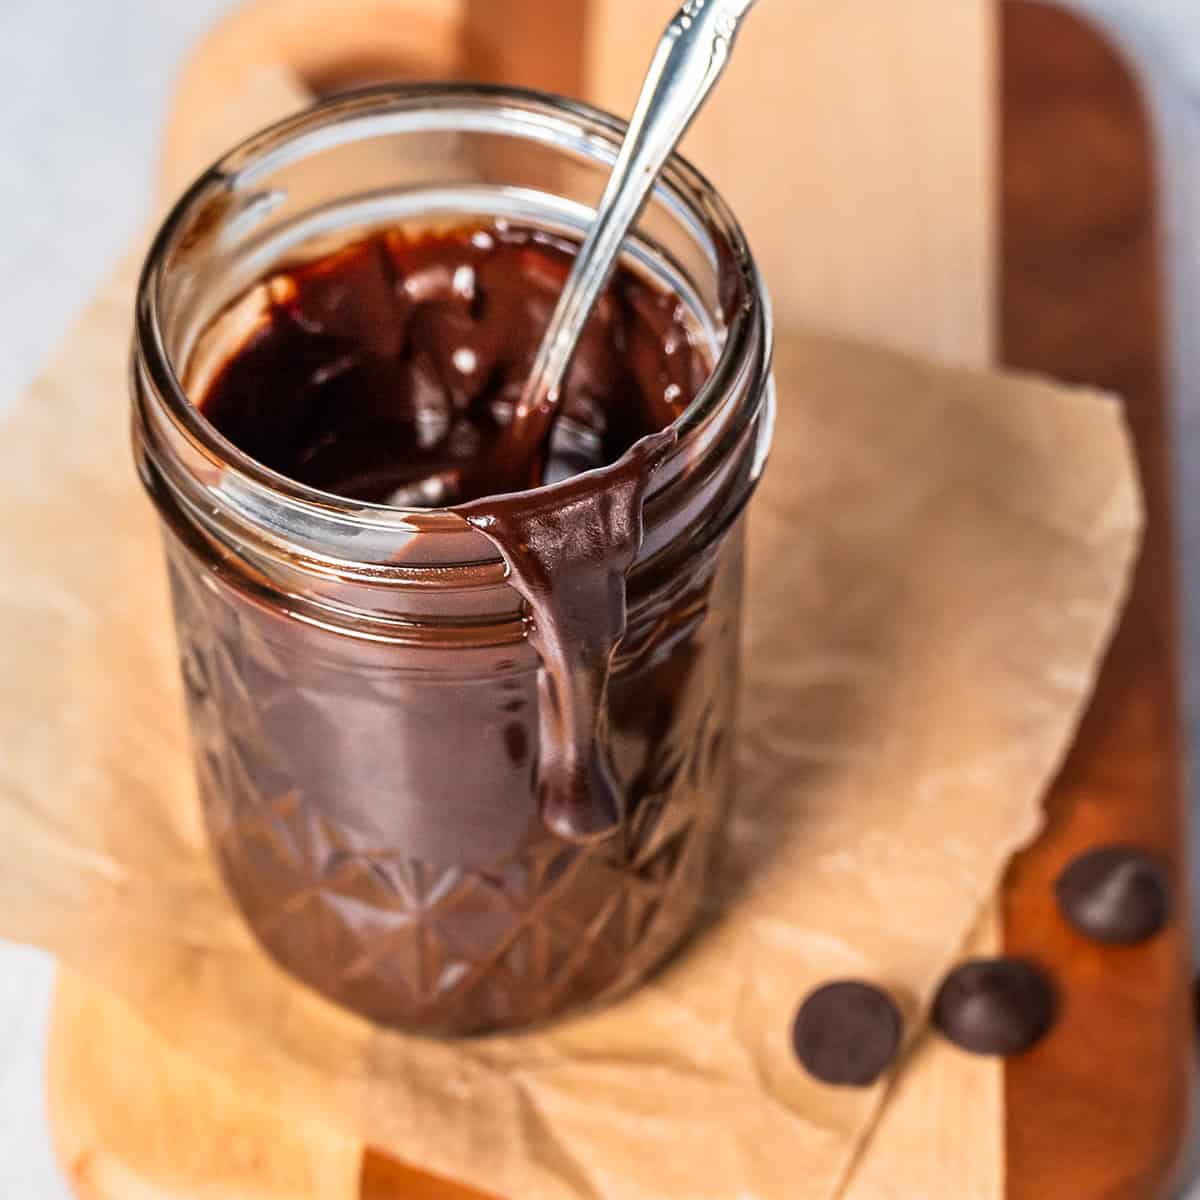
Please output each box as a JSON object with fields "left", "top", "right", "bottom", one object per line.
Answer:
{"left": 135, "top": 82, "right": 772, "bottom": 538}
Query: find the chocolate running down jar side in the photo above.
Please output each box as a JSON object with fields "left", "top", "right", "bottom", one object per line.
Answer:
{"left": 131, "top": 86, "right": 774, "bottom": 1036}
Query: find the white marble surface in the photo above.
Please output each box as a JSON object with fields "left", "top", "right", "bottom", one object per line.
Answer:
{"left": 1, "top": 2, "right": 1198, "bottom": 1197}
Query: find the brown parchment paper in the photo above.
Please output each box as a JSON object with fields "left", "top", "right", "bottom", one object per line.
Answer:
{"left": 0, "top": 235, "right": 1142, "bottom": 1196}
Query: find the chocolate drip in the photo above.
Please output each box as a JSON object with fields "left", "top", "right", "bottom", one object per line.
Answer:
{"left": 461, "top": 429, "right": 676, "bottom": 842}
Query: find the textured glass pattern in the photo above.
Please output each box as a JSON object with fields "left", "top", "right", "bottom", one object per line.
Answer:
{"left": 166, "top": 533, "right": 741, "bottom": 1035}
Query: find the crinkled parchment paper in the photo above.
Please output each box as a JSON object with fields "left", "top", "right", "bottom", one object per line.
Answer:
{"left": 0, "top": 75, "right": 1142, "bottom": 1200}
{"left": 0, "top": 271, "right": 1140, "bottom": 1197}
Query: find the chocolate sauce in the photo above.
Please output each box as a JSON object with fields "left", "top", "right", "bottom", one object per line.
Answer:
{"left": 199, "top": 223, "right": 699, "bottom": 847}
{"left": 123, "top": 48, "right": 787, "bottom": 1043}
{"left": 201, "top": 223, "right": 700, "bottom": 505}
{"left": 167, "top": 220, "right": 745, "bottom": 1034}
{"left": 460, "top": 430, "right": 675, "bottom": 841}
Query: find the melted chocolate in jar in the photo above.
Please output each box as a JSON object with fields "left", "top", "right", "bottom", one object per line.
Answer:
{"left": 203, "top": 224, "right": 698, "bottom": 502}
{"left": 201, "top": 224, "right": 705, "bottom": 843}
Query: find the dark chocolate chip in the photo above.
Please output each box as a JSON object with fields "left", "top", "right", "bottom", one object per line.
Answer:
{"left": 932, "top": 959, "right": 1054, "bottom": 1056}
{"left": 792, "top": 981, "right": 904, "bottom": 1086}
{"left": 1055, "top": 845, "right": 1171, "bottom": 945}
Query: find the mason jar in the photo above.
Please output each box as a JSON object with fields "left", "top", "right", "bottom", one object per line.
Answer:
{"left": 131, "top": 85, "right": 774, "bottom": 1036}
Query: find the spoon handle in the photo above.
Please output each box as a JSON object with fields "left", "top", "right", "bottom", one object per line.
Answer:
{"left": 516, "top": 0, "right": 761, "bottom": 431}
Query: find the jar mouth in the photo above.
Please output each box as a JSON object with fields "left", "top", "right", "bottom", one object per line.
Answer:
{"left": 136, "top": 83, "right": 772, "bottom": 537}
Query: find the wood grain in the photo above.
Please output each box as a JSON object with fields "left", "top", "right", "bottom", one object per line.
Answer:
{"left": 359, "top": 1155, "right": 496, "bottom": 1200}
{"left": 48, "top": 971, "right": 364, "bottom": 1200}
{"left": 1000, "top": 5, "right": 1193, "bottom": 1198}
{"left": 160, "top": 0, "right": 467, "bottom": 194}
{"left": 462, "top": 0, "right": 589, "bottom": 100}
{"left": 586, "top": 0, "right": 996, "bottom": 364}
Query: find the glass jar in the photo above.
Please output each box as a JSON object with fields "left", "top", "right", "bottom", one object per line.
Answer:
{"left": 132, "top": 85, "right": 774, "bottom": 1036}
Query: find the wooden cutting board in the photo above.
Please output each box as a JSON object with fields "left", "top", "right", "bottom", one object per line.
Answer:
{"left": 1000, "top": 7, "right": 1192, "bottom": 1195}
{"left": 46, "top": 2, "right": 1192, "bottom": 1197}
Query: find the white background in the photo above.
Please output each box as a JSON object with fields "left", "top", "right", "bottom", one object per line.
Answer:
{"left": 1, "top": 1, "right": 1198, "bottom": 1197}
{"left": 0, "top": 7, "right": 241, "bottom": 1194}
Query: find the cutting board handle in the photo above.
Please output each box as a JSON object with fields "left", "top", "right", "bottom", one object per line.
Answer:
{"left": 160, "top": 0, "right": 593, "bottom": 201}
{"left": 160, "top": 0, "right": 467, "bottom": 196}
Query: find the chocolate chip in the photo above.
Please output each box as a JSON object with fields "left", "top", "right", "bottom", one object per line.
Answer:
{"left": 792, "top": 981, "right": 903, "bottom": 1086}
{"left": 933, "top": 959, "right": 1054, "bottom": 1056}
{"left": 1055, "top": 846, "right": 1170, "bottom": 945}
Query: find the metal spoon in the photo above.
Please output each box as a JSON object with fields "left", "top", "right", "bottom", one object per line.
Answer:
{"left": 388, "top": 0, "right": 761, "bottom": 507}
{"left": 511, "top": 0, "right": 762, "bottom": 467}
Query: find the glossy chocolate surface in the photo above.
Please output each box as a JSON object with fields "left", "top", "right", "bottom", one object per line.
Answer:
{"left": 201, "top": 223, "right": 702, "bottom": 504}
